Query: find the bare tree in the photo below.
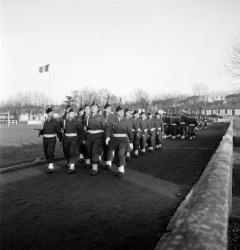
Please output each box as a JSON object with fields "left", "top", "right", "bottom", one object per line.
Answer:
{"left": 192, "top": 82, "right": 208, "bottom": 96}
{"left": 225, "top": 39, "right": 240, "bottom": 79}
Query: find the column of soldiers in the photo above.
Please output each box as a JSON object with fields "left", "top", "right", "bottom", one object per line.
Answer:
{"left": 39, "top": 105, "right": 208, "bottom": 177}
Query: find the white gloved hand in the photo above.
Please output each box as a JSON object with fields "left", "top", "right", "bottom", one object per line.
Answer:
{"left": 129, "top": 143, "right": 133, "bottom": 150}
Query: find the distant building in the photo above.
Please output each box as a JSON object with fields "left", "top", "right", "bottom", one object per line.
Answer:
{"left": 225, "top": 93, "right": 240, "bottom": 105}
{"left": 201, "top": 105, "right": 240, "bottom": 116}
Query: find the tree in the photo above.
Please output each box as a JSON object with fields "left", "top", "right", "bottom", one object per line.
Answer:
{"left": 225, "top": 39, "right": 240, "bottom": 79}
{"left": 192, "top": 82, "right": 208, "bottom": 96}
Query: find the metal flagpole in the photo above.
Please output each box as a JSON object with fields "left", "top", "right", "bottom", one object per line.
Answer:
{"left": 48, "top": 64, "right": 51, "bottom": 107}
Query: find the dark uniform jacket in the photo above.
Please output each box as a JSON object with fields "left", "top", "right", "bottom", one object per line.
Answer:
{"left": 87, "top": 113, "right": 105, "bottom": 131}
{"left": 132, "top": 117, "right": 141, "bottom": 132}
{"left": 140, "top": 118, "right": 148, "bottom": 132}
{"left": 42, "top": 118, "right": 62, "bottom": 141}
{"left": 62, "top": 117, "right": 83, "bottom": 135}
{"left": 105, "top": 116, "right": 133, "bottom": 143}
{"left": 154, "top": 118, "right": 162, "bottom": 132}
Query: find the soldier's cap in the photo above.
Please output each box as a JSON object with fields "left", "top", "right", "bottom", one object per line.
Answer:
{"left": 148, "top": 112, "right": 152, "bottom": 116}
{"left": 155, "top": 112, "right": 160, "bottom": 116}
{"left": 116, "top": 106, "right": 123, "bottom": 112}
{"left": 91, "top": 101, "right": 98, "bottom": 107}
{"left": 124, "top": 108, "right": 130, "bottom": 113}
{"left": 133, "top": 110, "right": 138, "bottom": 115}
{"left": 65, "top": 105, "right": 71, "bottom": 110}
{"left": 78, "top": 106, "right": 84, "bottom": 112}
{"left": 84, "top": 103, "right": 90, "bottom": 108}
{"left": 68, "top": 108, "right": 74, "bottom": 113}
{"left": 141, "top": 111, "right": 146, "bottom": 115}
{"left": 46, "top": 107, "right": 53, "bottom": 113}
{"left": 104, "top": 102, "right": 111, "bottom": 109}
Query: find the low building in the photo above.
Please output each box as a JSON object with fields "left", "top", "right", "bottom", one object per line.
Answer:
{"left": 201, "top": 106, "right": 240, "bottom": 116}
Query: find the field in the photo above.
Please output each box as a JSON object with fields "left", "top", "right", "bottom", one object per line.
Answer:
{"left": 0, "top": 122, "right": 232, "bottom": 250}
{"left": 0, "top": 123, "right": 63, "bottom": 168}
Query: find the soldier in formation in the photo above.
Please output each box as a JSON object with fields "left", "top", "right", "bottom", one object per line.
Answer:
{"left": 38, "top": 104, "right": 208, "bottom": 177}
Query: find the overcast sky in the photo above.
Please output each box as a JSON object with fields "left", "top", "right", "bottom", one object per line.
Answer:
{"left": 1, "top": 0, "right": 240, "bottom": 104}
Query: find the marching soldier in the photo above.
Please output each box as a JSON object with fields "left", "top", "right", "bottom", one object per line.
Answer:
{"left": 102, "top": 102, "right": 115, "bottom": 166}
{"left": 77, "top": 106, "right": 85, "bottom": 162}
{"left": 140, "top": 112, "right": 148, "bottom": 155}
{"left": 179, "top": 113, "right": 187, "bottom": 139}
{"left": 85, "top": 102, "right": 105, "bottom": 176}
{"left": 155, "top": 112, "right": 162, "bottom": 149}
{"left": 132, "top": 110, "right": 141, "bottom": 157}
{"left": 188, "top": 114, "right": 197, "bottom": 140}
{"left": 105, "top": 106, "right": 133, "bottom": 178}
{"left": 171, "top": 114, "right": 177, "bottom": 139}
{"left": 124, "top": 108, "right": 133, "bottom": 160}
{"left": 61, "top": 108, "right": 83, "bottom": 173}
{"left": 41, "top": 107, "right": 62, "bottom": 173}
{"left": 162, "top": 113, "right": 168, "bottom": 139}
{"left": 147, "top": 112, "right": 156, "bottom": 151}
{"left": 82, "top": 103, "right": 91, "bottom": 168}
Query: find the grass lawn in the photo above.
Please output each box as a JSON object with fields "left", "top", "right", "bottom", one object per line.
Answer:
{"left": 0, "top": 123, "right": 63, "bottom": 168}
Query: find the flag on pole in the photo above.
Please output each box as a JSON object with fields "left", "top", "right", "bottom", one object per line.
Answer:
{"left": 39, "top": 64, "right": 50, "bottom": 73}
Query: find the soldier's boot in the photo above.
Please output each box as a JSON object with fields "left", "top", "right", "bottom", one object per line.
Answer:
{"left": 68, "top": 163, "right": 76, "bottom": 174}
{"left": 181, "top": 135, "right": 185, "bottom": 139}
{"left": 84, "top": 159, "right": 91, "bottom": 168}
{"left": 90, "top": 164, "right": 98, "bottom": 176}
{"left": 133, "top": 150, "right": 139, "bottom": 158}
{"left": 126, "top": 152, "right": 131, "bottom": 161}
{"left": 78, "top": 154, "right": 84, "bottom": 162}
{"left": 106, "top": 161, "right": 113, "bottom": 171}
{"left": 140, "top": 148, "right": 146, "bottom": 155}
{"left": 46, "top": 163, "right": 54, "bottom": 173}
{"left": 148, "top": 146, "right": 154, "bottom": 152}
{"left": 115, "top": 165, "right": 125, "bottom": 178}
{"left": 172, "top": 136, "right": 176, "bottom": 139}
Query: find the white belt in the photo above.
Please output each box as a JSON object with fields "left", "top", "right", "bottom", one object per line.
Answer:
{"left": 189, "top": 124, "right": 195, "bottom": 127}
{"left": 150, "top": 128, "right": 156, "bottom": 131}
{"left": 163, "top": 123, "right": 167, "bottom": 125}
{"left": 143, "top": 129, "right": 148, "bottom": 132}
{"left": 180, "top": 122, "right": 185, "bottom": 124}
{"left": 113, "top": 134, "right": 127, "bottom": 137}
{"left": 65, "top": 133, "right": 77, "bottom": 137}
{"left": 43, "top": 134, "right": 56, "bottom": 138}
{"left": 88, "top": 130, "right": 103, "bottom": 134}
{"left": 171, "top": 124, "right": 176, "bottom": 126}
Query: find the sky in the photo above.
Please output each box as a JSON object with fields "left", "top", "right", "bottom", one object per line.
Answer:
{"left": 1, "top": 0, "right": 240, "bottom": 104}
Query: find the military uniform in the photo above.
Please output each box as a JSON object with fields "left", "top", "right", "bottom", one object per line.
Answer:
{"left": 147, "top": 113, "right": 156, "bottom": 151}
{"left": 61, "top": 109, "right": 83, "bottom": 173}
{"left": 132, "top": 110, "right": 141, "bottom": 157}
{"left": 102, "top": 103, "right": 115, "bottom": 165}
{"left": 105, "top": 106, "right": 133, "bottom": 177}
{"left": 41, "top": 108, "right": 62, "bottom": 173}
{"left": 86, "top": 104, "right": 105, "bottom": 175}
{"left": 155, "top": 112, "right": 162, "bottom": 149}
{"left": 125, "top": 108, "right": 133, "bottom": 160}
{"left": 140, "top": 112, "right": 148, "bottom": 154}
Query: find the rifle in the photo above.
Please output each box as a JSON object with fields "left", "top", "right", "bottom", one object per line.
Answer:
{"left": 34, "top": 128, "right": 43, "bottom": 137}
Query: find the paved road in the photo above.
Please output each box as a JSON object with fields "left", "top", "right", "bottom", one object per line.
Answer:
{"left": 0, "top": 122, "right": 229, "bottom": 250}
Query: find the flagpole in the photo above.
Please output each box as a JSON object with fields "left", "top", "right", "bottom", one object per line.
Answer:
{"left": 48, "top": 64, "right": 51, "bottom": 107}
